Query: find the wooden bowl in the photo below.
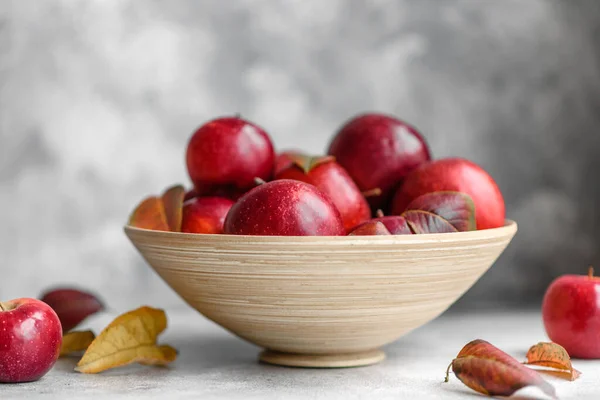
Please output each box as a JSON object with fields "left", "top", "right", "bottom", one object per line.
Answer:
{"left": 125, "top": 220, "right": 517, "bottom": 368}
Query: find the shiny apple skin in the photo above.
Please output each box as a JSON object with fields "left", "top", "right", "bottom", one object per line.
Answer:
{"left": 392, "top": 157, "right": 505, "bottom": 230}
{"left": 275, "top": 159, "right": 370, "bottom": 233}
{"left": 186, "top": 117, "right": 275, "bottom": 193}
{"left": 181, "top": 196, "right": 235, "bottom": 234}
{"left": 542, "top": 274, "right": 600, "bottom": 359}
{"left": 0, "top": 298, "right": 62, "bottom": 383}
{"left": 224, "top": 180, "right": 345, "bottom": 236}
{"left": 328, "top": 113, "right": 431, "bottom": 211}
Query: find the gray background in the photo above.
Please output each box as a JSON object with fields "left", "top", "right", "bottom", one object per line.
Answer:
{"left": 1, "top": 0, "right": 599, "bottom": 311}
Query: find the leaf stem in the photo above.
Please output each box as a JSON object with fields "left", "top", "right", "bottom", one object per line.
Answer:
{"left": 444, "top": 360, "right": 454, "bottom": 382}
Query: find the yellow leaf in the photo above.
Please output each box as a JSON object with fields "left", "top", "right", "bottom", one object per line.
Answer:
{"left": 138, "top": 345, "right": 178, "bottom": 366}
{"left": 75, "top": 306, "right": 177, "bottom": 374}
{"left": 60, "top": 330, "right": 96, "bottom": 357}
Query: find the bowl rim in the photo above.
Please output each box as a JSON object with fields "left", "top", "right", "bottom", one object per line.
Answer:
{"left": 124, "top": 219, "right": 517, "bottom": 244}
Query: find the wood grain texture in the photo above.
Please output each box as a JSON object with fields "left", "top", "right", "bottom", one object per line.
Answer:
{"left": 125, "top": 221, "right": 517, "bottom": 366}
{"left": 259, "top": 349, "right": 385, "bottom": 368}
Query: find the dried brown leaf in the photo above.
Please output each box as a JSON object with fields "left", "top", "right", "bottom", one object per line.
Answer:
{"left": 446, "top": 339, "right": 557, "bottom": 399}
{"left": 525, "top": 342, "right": 581, "bottom": 381}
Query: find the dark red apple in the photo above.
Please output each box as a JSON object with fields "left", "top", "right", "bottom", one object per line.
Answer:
{"left": 328, "top": 113, "right": 431, "bottom": 210}
{"left": 181, "top": 196, "right": 235, "bottom": 234}
{"left": 0, "top": 298, "right": 62, "bottom": 383}
{"left": 274, "top": 154, "right": 370, "bottom": 232}
{"left": 391, "top": 158, "right": 505, "bottom": 230}
{"left": 224, "top": 179, "right": 345, "bottom": 236}
{"left": 40, "top": 288, "right": 103, "bottom": 333}
{"left": 186, "top": 117, "right": 275, "bottom": 195}
{"left": 542, "top": 267, "right": 600, "bottom": 359}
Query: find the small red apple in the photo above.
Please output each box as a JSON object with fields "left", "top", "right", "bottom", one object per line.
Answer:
{"left": 328, "top": 113, "right": 431, "bottom": 210}
{"left": 391, "top": 158, "right": 505, "bottom": 230}
{"left": 181, "top": 197, "right": 235, "bottom": 234}
{"left": 186, "top": 116, "right": 275, "bottom": 195}
{"left": 542, "top": 267, "right": 600, "bottom": 359}
{"left": 224, "top": 179, "right": 345, "bottom": 236}
{"left": 40, "top": 288, "right": 103, "bottom": 333}
{"left": 274, "top": 154, "right": 370, "bottom": 232}
{"left": 0, "top": 298, "right": 62, "bottom": 383}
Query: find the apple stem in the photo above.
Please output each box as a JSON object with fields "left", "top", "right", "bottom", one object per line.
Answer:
{"left": 376, "top": 209, "right": 385, "bottom": 218}
{"left": 362, "top": 188, "right": 382, "bottom": 198}
{"left": 589, "top": 266, "right": 594, "bottom": 279}
{"left": 234, "top": 112, "right": 242, "bottom": 119}
{"left": 444, "top": 360, "right": 454, "bottom": 383}
{"left": 254, "top": 177, "right": 266, "bottom": 186}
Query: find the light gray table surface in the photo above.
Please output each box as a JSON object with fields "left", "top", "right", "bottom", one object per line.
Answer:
{"left": 3, "top": 308, "right": 599, "bottom": 399}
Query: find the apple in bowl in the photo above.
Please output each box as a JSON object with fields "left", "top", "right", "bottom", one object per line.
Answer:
{"left": 124, "top": 111, "right": 515, "bottom": 368}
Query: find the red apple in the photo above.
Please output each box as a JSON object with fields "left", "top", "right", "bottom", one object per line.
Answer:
{"left": 181, "top": 197, "right": 235, "bottom": 234}
{"left": 542, "top": 267, "right": 600, "bottom": 359}
{"left": 274, "top": 154, "right": 370, "bottom": 232}
{"left": 391, "top": 158, "right": 505, "bottom": 230}
{"left": 224, "top": 179, "right": 345, "bottom": 236}
{"left": 328, "top": 113, "right": 431, "bottom": 210}
{"left": 0, "top": 298, "right": 62, "bottom": 383}
{"left": 186, "top": 116, "right": 275, "bottom": 195}
{"left": 40, "top": 288, "right": 103, "bottom": 333}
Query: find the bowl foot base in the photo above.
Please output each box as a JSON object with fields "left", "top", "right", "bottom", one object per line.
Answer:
{"left": 259, "top": 349, "right": 385, "bottom": 368}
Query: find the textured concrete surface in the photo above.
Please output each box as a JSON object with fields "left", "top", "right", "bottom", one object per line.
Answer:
{"left": 1, "top": 1, "right": 600, "bottom": 310}
{"left": 3, "top": 309, "right": 599, "bottom": 399}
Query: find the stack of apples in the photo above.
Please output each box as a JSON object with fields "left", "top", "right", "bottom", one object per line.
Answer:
{"left": 131, "top": 113, "right": 505, "bottom": 235}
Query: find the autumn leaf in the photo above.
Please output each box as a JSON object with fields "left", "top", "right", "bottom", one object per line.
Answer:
{"left": 75, "top": 306, "right": 177, "bottom": 374}
{"left": 128, "top": 197, "right": 170, "bottom": 231}
{"left": 162, "top": 185, "right": 185, "bottom": 232}
{"left": 525, "top": 342, "right": 581, "bottom": 381}
{"left": 405, "top": 191, "right": 476, "bottom": 232}
{"left": 348, "top": 221, "right": 392, "bottom": 236}
{"left": 274, "top": 150, "right": 304, "bottom": 176}
{"left": 60, "top": 330, "right": 96, "bottom": 357}
{"left": 403, "top": 210, "right": 458, "bottom": 234}
{"left": 445, "top": 339, "right": 557, "bottom": 399}
{"left": 285, "top": 153, "right": 336, "bottom": 174}
{"left": 40, "top": 288, "right": 104, "bottom": 332}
